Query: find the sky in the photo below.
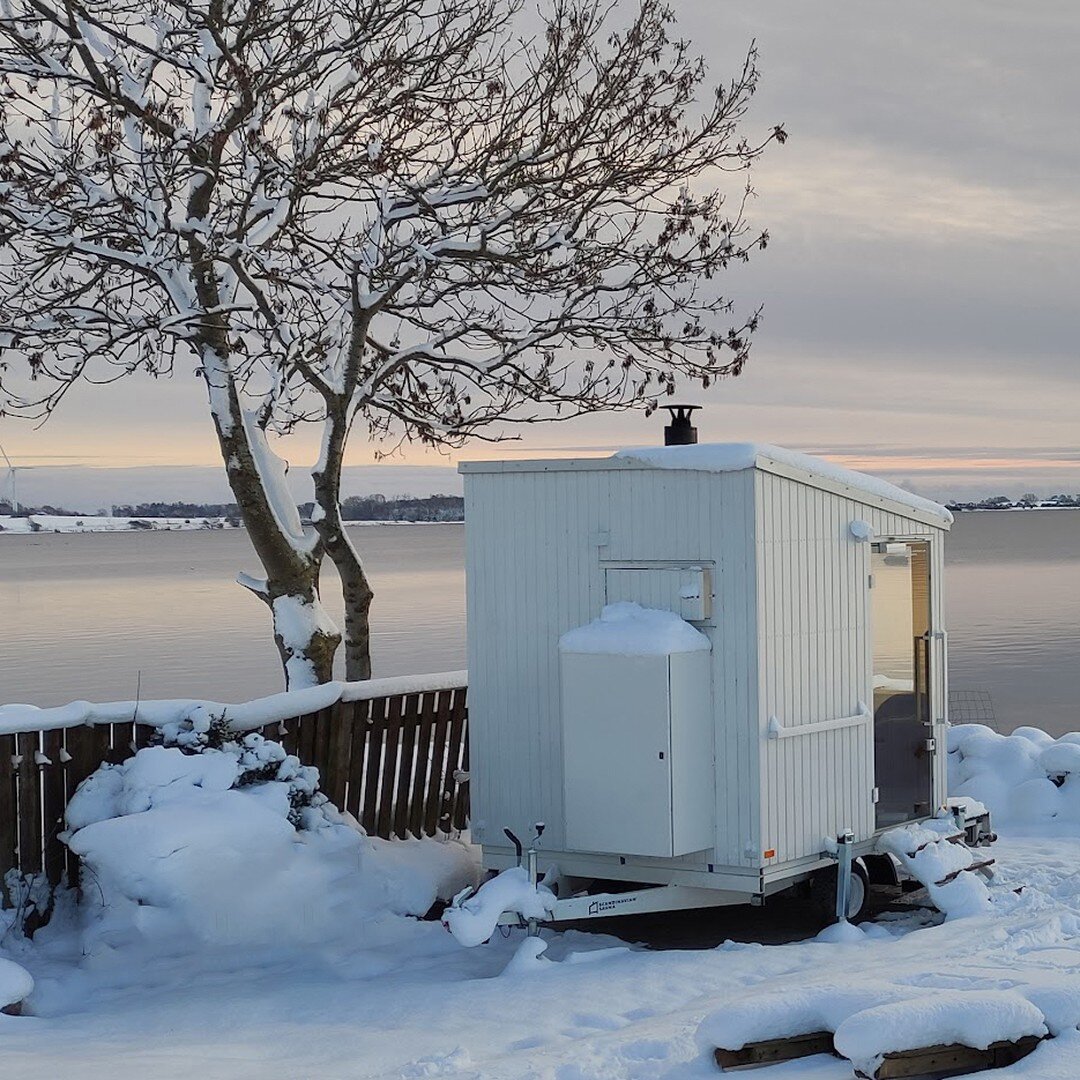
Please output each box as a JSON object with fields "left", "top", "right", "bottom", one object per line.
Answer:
{"left": 2, "top": 0, "right": 1077, "bottom": 508}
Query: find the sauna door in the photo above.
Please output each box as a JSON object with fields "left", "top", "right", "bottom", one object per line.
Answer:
{"left": 871, "top": 541, "right": 934, "bottom": 829}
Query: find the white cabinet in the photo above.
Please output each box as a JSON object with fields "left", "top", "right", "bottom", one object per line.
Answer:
{"left": 560, "top": 649, "right": 714, "bottom": 857}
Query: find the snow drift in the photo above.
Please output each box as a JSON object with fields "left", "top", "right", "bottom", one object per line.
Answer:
{"left": 0, "top": 957, "right": 33, "bottom": 1011}
{"left": 63, "top": 735, "right": 478, "bottom": 954}
{"left": 949, "top": 724, "right": 1080, "bottom": 828}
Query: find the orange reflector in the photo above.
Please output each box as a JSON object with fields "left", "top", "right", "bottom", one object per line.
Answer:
{"left": 763, "top": 849, "right": 776, "bottom": 859}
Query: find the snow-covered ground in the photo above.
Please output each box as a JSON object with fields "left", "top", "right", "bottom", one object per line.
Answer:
{"left": 5, "top": 725, "right": 1080, "bottom": 1079}
{"left": 0, "top": 515, "right": 231, "bottom": 534}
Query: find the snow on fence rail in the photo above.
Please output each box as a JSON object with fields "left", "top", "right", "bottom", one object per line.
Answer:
{"left": 0, "top": 672, "right": 469, "bottom": 905}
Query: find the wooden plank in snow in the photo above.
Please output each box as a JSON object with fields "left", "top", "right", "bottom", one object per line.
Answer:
{"left": 713, "top": 1032, "right": 836, "bottom": 1070}
{"left": 857, "top": 1034, "right": 1045, "bottom": 1079}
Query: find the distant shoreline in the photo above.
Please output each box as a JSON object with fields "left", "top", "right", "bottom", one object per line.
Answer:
{"left": 949, "top": 505, "right": 1080, "bottom": 514}
{"left": 0, "top": 516, "right": 464, "bottom": 535}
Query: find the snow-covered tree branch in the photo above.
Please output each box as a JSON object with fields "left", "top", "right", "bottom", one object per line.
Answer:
{"left": 0, "top": 0, "right": 782, "bottom": 686}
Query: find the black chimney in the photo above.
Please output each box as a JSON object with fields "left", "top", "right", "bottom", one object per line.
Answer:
{"left": 663, "top": 404, "right": 699, "bottom": 446}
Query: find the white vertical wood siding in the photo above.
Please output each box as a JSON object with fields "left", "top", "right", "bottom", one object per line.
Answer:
{"left": 464, "top": 466, "right": 760, "bottom": 871}
{"left": 754, "top": 470, "right": 947, "bottom": 863}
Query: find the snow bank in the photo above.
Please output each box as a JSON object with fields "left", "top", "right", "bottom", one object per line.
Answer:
{"left": 442, "top": 867, "right": 556, "bottom": 947}
{"left": 696, "top": 983, "right": 918, "bottom": 1052}
{"left": 559, "top": 602, "right": 710, "bottom": 656}
{"left": 949, "top": 724, "right": 1080, "bottom": 828}
{"left": 0, "top": 669, "right": 468, "bottom": 737}
{"left": 833, "top": 991, "right": 1046, "bottom": 1072}
{"left": 0, "top": 515, "right": 229, "bottom": 534}
{"left": 612, "top": 443, "right": 953, "bottom": 523}
{"left": 0, "top": 957, "right": 33, "bottom": 1010}
{"left": 64, "top": 741, "right": 478, "bottom": 954}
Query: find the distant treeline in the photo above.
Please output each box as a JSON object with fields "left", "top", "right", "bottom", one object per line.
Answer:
{"left": 0, "top": 501, "right": 83, "bottom": 516}
{"left": 1, "top": 494, "right": 465, "bottom": 523}
{"left": 111, "top": 501, "right": 242, "bottom": 521}
{"left": 327, "top": 494, "right": 463, "bottom": 522}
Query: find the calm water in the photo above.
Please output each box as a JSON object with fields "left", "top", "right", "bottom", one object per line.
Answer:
{"left": 0, "top": 513, "right": 1078, "bottom": 734}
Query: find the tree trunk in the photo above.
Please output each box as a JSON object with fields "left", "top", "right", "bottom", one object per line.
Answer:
{"left": 185, "top": 206, "right": 342, "bottom": 690}
{"left": 199, "top": 345, "right": 343, "bottom": 689}
{"left": 312, "top": 413, "right": 374, "bottom": 681}
{"left": 322, "top": 529, "right": 374, "bottom": 681}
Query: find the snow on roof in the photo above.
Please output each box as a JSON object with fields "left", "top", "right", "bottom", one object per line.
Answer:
{"left": 559, "top": 602, "right": 710, "bottom": 656}
{"left": 613, "top": 442, "right": 953, "bottom": 524}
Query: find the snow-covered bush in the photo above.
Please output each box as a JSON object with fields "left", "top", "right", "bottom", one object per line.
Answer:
{"left": 949, "top": 724, "right": 1080, "bottom": 828}
{"left": 156, "top": 713, "right": 328, "bottom": 829}
{"left": 62, "top": 723, "right": 476, "bottom": 955}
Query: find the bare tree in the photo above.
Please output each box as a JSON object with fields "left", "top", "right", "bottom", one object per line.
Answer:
{"left": 0, "top": 0, "right": 782, "bottom": 687}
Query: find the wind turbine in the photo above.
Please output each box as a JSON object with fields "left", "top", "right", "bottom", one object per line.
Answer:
{"left": 0, "top": 444, "right": 18, "bottom": 514}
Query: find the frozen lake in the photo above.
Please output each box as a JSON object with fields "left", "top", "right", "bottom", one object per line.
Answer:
{"left": 0, "top": 513, "right": 1077, "bottom": 733}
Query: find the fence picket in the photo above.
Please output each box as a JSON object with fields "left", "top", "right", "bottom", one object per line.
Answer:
{"left": 392, "top": 695, "right": 419, "bottom": 839}
{"left": 344, "top": 699, "right": 369, "bottom": 819}
{"left": 423, "top": 691, "right": 452, "bottom": 836}
{"left": 407, "top": 693, "right": 436, "bottom": 838}
{"left": 376, "top": 696, "right": 402, "bottom": 840}
{"left": 0, "top": 735, "right": 17, "bottom": 897}
{"left": 16, "top": 732, "right": 43, "bottom": 876}
{"left": 451, "top": 722, "right": 470, "bottom": 832}
{"left": 41, "top": 729, "right": 67, "bottom": 888}
{"left": 109, "top": 720, "right": 135, "bottom": 764}
{"left": 439, "top": 690, "right": 467, "bottom": 834}
{"left": 322, "top": 703, "right": 352, "bottom": 810}
{"left": 361, "top": 697, "right": 387, "bottom": 833}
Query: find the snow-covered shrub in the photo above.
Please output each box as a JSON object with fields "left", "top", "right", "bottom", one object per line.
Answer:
{"left": 949, "top": 724, "right": 1080, "bottom": 828}
{"left": 158, "top": 713, "right": 328, "bottom": 830}
{"left": 61, "top": 722, "right": 477, "bottom": 955}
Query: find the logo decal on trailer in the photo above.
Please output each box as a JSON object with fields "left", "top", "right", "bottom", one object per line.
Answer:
{"left": 587, "top": 896, "right": 638, "bottom": 916}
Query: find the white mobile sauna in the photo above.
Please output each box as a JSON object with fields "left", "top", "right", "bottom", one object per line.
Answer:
{"left": 459, "top": 432, "right": 957, "bottom": 920}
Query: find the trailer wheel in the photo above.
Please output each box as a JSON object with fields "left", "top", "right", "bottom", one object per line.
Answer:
{"left": 808, "top": 859, "right": 870, "bottom": 923}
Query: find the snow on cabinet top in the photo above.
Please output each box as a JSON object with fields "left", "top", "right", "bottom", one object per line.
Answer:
{"left": 559, "top": 602, "right": 711, "bottom": 656}
{"left": 460, "top": 441, "right": 953, "bottom": 525}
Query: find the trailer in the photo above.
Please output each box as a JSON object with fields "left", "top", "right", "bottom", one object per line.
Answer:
{"left": 457, "top": 424, "right": 976, "bottom": 925}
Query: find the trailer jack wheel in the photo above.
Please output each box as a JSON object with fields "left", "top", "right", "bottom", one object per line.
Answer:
{"left": 809, "top": 860, "right": 870, "bottom": 923}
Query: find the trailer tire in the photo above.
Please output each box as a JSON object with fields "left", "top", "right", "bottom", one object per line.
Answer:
{"left": 808, "top": 859, "right": 870, "bottom": 923}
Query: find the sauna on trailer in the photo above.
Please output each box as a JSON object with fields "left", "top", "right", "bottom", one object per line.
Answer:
{"left": 459, "top": 411, "right": 986, "bottom": 922}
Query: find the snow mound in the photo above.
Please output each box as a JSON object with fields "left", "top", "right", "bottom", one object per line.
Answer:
{"left": 833, "top": 991, "right": 1046, "bottom": 1072}
{"left": 949, "top": 724, "right": 1080, "bottom": 828}
{"left": 442, "top": 867, "right": 556, "bottom": 947}
{"left": 558, "top": 602, "right": 710, "bottom": 656}
{"left": 696, "top": 982, "right": 918, "bottom": 1052}
{"left": 502, "top": 936, "right": 552, "bottom": 975}
{"left": 0, "top": 957, "right": 33, "bottom": 1009}
{"left": 876, "top": 816, "right": 992, "bottom": 919}
{"left": 612, "top": 442, "right": 952, "bottom": 523}
{"left": 64, "top": 741, "right": 477, "bottom": 954}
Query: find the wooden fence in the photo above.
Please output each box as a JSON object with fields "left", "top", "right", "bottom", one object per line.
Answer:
{"left": 0, "top": 683, "right": 468, "bottom": 905}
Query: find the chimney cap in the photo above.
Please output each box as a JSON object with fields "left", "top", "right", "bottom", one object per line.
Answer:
{"left": 662, "top": 404, "right": 699, "bottom": 446}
